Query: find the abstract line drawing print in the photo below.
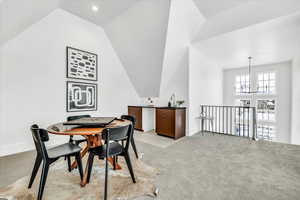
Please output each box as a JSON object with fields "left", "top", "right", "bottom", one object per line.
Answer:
{"left": 66, "top": 47, "right": 98, "bottom": 81}
{"left": 67, "top": 81, "right": 97, "bottom": 112}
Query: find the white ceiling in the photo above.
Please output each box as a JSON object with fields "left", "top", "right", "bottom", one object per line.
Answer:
{"left": 195, "top": 12, "right": 300, "bottom": 68}
{"left": 0, "top": 0, "right": 60, "bottom": 46}
{"left": 60, "top": 0, "right": 139, "bottom": 26}
{"left": 2, "top": 0, "right": 300, "bottom": 45}
{"left": 193, "top": 0, "right": 256, "bottom": 18}
{"left": 0, "top": 0, "right": 140, "bottom": 46}
{"left": 193, "top": 0, "right": 300, "bottom": 41}
{"left": 1, "top": 0, "right": 300, "bottom": 97}
{"left": 104, "top": 0, "right": 170, "bottom": 97}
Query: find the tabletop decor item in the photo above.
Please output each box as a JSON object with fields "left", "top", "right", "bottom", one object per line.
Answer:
{"left": 66, "top": 46, "right": 98, "bottom": 81}
{"left": 66, "top": 81, "right": 97, "bottom": 112}
{"left": 176, "top": 100, "right": 185, "bottom": 107}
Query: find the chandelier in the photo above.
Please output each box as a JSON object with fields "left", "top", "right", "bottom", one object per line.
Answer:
{"left": 238, "top": 56, "right": 259, "bottom": 94}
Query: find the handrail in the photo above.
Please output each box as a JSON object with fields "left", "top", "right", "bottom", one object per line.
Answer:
{"left": 200, "top": 105, "right": 257, "bottom": 140}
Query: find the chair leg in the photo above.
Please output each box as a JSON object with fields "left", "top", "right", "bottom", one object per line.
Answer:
{"left": 124, "top": 151, "right": 136, "bottom": 183}
{"left": 28, "top": 156, "right": 42, "bottom": 188}
{"left": 37, "top": 162, "right": 50, "bottom": 200}
{"left": 113, "top": 156, "right": 117, "bottom": 170}
{"left": 87, "top": 153, "right": 94, "bottom": 183}
{"left": 75, "top": 153, "right": 83, "bottom": 181}
{"left": 67, "top": 156, "right": 72, "bottom": 172}
{"left": 131, "top": 138, "right": 139, "bottom": 159}
{"left": 104, "top": 157, "right": 109, "bottom": 200}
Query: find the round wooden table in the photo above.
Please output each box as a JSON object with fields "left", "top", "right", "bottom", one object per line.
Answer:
{"left": 47, "top": 119, "right": 131, "bottom": 187}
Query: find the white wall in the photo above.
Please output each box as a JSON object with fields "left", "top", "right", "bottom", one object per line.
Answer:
{"left": 188, "top": 47, "right": 223, "bottom": 135}
{"left": 0, "top": 48, "right": 5, "bottom": 148}
{"left": 291, "top": 55, "right": 300, "bottom": 144}
{"left": 0, "top": 9, "right": 139, "bottom": 156}
{"left": 159, "top": 0, "right": 205, "bottom": 107}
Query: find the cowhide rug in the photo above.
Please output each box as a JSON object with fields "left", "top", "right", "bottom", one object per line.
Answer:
{"left": 0, "top": 154, "right": 159, "bottom": 200}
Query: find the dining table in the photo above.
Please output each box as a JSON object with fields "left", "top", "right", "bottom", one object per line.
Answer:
{"left": 47, "top": 118, "right": 131, "bottom": 187}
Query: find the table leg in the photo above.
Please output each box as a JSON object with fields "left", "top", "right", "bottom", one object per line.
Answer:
{"left": 80, "top": 154, "right": 91, "bottom": 187}
{"left": 80, "top": 136, "right": 94, "bottom": 187}
{"left": 80, "top": 135, "right": 122, "bottom": 187}
{"left": 108, "top": 157, "right": 121, "bottom": 170}
{"left": 71, "top": 144, "right": 89, "bottom": 170}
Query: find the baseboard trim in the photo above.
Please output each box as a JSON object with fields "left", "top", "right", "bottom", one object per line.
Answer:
{"left": 0, "top": 139, "right": 67, "bottom": 157}
{"left": 188, "top": 129, "right": 200, "bottom": 136}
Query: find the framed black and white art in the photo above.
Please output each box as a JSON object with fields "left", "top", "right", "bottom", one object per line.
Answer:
{"left": 66, "top": 46, "right": 98, "bottom": 81}
{"left": 66, "top": 81, "right": 97, "bottom": 112}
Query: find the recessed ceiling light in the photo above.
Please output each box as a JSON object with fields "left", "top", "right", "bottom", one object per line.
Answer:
{"left": 91, "top": 5, "right": 99, "bottom": 12}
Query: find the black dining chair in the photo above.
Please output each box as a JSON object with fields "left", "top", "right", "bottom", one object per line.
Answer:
{"left": 28, "top": 125, "right": 83, "bottom": 200}
{"left": 66, "top": 115, "right": 91, "bottom": 171}
{"left": 86, "top": 125, "right": 136, "bottom": 200}
{"left": 121, "top": 115, "right": 139, "bottom": 159}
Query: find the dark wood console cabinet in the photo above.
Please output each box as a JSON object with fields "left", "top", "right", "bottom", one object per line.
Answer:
{"left": 128, "top": 106, "right": 143, "bottom": 131}
{"left": 155, "top": 107, "right": 186, "bottom": 139}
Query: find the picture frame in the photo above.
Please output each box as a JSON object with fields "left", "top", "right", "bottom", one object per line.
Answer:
{"left": 66, "top": 46, "right": 98, "bottom": 81}
{"left": 66, "top": 81, "right": 98, "bottom": 112}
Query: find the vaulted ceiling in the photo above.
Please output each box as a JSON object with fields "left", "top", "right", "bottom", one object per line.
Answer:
{"left": 103, "top": 0, "right": 170, "bottom": 97}
{"left": 193, "top": 0, "right": 300, "bottom": 41}
{"left": 1, "top": 0, "right": 300, "bottom": 97}
{"left": 195, "top": 12, "right": 300, "bottom": 68}
{"left": 193, "top": 0, "right": 256, "bottom": 18}
{"left": 60, "top": 0, "right": 140, "bottom": 26}
{"left": 0, "top": 0, "right": 60, "bottom": 46}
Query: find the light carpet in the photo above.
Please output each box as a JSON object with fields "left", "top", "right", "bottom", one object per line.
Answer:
{"left": 134, "top": 131, "right": 181, "bottom": 149}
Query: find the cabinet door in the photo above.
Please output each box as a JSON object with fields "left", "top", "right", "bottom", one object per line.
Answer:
{"left": 128, "top": 107, "right": 143, "bottom": 131}
{"left": 156, "top": 109, "right": 175, "bottom": 137}
{"left": 175, "top": 109, "right": 186, "bottom": 139}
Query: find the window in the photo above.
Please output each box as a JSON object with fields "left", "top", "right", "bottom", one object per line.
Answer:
{"left": 257, "top": 100, "right": 276, "bottom": 122}
{"left": 233, "top": 71, "right": 277, "bottom": 141}
{"left": 235, "top": 74, "right": 250, "bottom": 94}
{"left": 257, "top": 72, "right": 276, "bottom": 94}
{"left": 257, "top": 125, "right": 276, "bottom": 141}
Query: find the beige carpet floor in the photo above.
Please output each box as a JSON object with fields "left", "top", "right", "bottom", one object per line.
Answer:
{"left": 0, "top": 155, "right": 159, "bottom": 200}
{"left": 134, "top": 131, "right": 182, "bottom": 149}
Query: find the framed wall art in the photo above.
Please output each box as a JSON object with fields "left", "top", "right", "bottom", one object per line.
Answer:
{"left": 66, "top": 46, "right": 98, "bottom": 81}
{"left": 66, "top": 81, "right": 97, "bottom": 112}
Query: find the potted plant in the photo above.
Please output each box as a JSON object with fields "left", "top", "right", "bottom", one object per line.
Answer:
{"left": 176, "top": 100, "right": 185, "bottom": 107}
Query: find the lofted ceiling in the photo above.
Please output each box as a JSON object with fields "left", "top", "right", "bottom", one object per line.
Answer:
{"left": 195, "top": 12, "right": 300, "bottom": 68}
{"left": 0, "top": 0, "right": 140, "bottom": 46}
{"left": 192, "top": 0, "right": 256, "bottom": 18}
{"left": 1, "top": 0, "right": 300, "bottom": 97}
{"left": 193, "top": 0, "right": 300, "bottom": 41}
{"left": 60, "top": 0, "right": 140, "bottom": 26}
{"left": 0, "top": 0, "right": 60, "bottom": 46}
{"left": 104, "top": 0, "right": 170, "bottom": 97}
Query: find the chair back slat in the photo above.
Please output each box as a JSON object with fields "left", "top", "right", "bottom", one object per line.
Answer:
{"left": 121, "top": 115, "right": 136, "bottom": 150}
{"left": 102, "top": 125, "right": 130, "bottom": 142}
{"left": 121, "top": 115, "right": 136, "bottom": 127}
{"left": 30, "top": 125, "right": 49, "bottom": 159}
{"left": 67, "top": 115, "right": 91, "bottom": 121}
